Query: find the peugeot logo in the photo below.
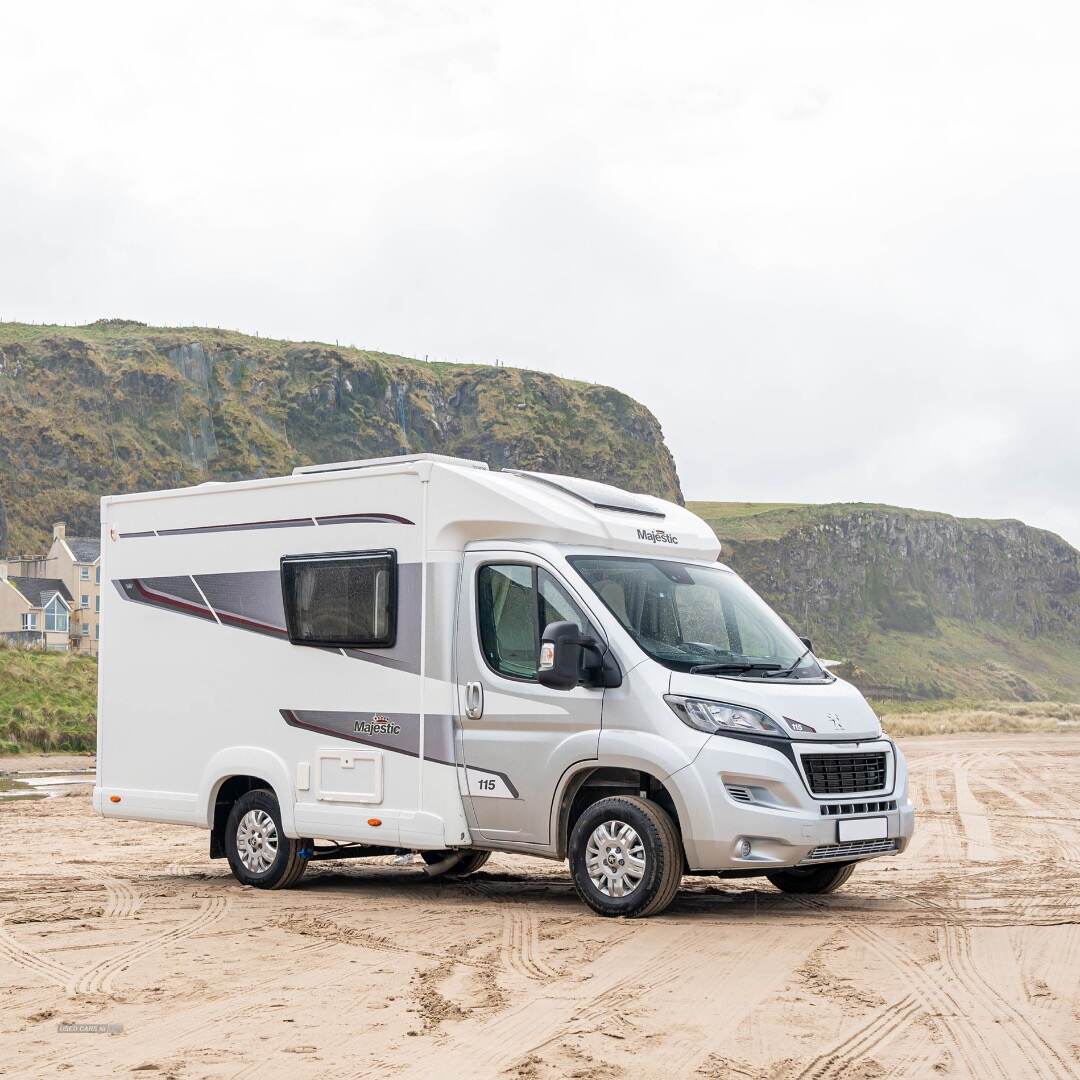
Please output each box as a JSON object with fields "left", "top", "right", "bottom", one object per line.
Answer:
{"left": 825, "top": 712, "right": 844, "bottom": 730}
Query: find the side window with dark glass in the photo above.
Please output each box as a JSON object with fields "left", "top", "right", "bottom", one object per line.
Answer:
{"left": 477, "top": 565, "right": 538, "bottom": 679}
{"left": 281, "top": 550, "right": 396, "bottom": 648}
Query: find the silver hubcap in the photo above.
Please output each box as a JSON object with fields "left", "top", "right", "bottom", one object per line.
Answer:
{"left": 236, "top": 809, "right": 279, "bottom": 873}
{"left": 585, "top": 819, "right": 646, "bottom": 897}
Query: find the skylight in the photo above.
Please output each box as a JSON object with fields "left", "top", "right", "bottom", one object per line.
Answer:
{"left": 505, "top": 471, "right": 667, "bottom": 518}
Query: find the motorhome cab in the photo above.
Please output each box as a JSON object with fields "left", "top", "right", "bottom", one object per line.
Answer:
{"left": 95, "top": 454, "right": 914, "bottom": 917}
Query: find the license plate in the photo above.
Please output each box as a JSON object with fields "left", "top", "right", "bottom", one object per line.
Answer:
{"left": 838, "top": 816, "right": 888, "bottom": 842}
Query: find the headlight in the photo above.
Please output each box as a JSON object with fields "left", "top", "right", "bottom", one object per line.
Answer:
{"left": 664, "top": 695, "right": 786, "bottom": 737}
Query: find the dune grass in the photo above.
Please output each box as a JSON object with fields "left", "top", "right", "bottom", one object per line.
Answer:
{"left": 0, "top": 644, "right": 97, "bottom": 753}
{"left": 877, "top": 700, "right": 1080, "bottom": 737}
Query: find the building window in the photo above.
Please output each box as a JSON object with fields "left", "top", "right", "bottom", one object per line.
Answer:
{"left": 96, "top": 624, "right": 100, "bottom": 639}
{"left": 80, "top": 566, "right": 90, "bottom": 580}
{"left": 44, "top": 596, "right": 69, "bottom": 633}
{"left": 82, "top": 623, "right": 89, "bottom": 636}
{"left": 95, "top": 565, "right": 101, "bottom": 584}
{"left": 96, "top": 596, "right": 101, "bottom": 612}
{"left": 21, "top": 613, "right": 38, "bottom": 631}
{"left": 81, "top": 594, "right": 89, "bottom": 608}
{"left": 281, "top": 550, "right": 396, "bottom": 649}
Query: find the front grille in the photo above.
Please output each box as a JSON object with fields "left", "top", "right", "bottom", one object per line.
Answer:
{"left": 819, "top": 799, "right": 897, "bottom": 816}
{"left": 801, "top": 752, "right": 887, "bottom": 795}
{"left": 805, "top": 838, "right": 897, "bottom": 861}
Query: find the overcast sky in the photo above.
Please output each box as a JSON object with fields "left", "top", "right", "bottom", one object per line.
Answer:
{"left": 2, "top": 2, "right": 1078, "bottom": 546}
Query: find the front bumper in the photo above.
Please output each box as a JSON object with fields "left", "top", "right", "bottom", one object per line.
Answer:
{"left": 669, "top": 733, "right": 915, "bottom": 871}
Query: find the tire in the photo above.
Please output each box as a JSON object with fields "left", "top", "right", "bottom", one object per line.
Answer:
{"left": 568, "top": 796, "right": 683, "bottom": 918}
{"left": 225, "top": 789, "right": 310, "bottom": 890}
{"left": 420, "top": 850, "right": 491, "bottom": 878}
{"left": 766, "top": 861, "right": 856, "bottom": 895}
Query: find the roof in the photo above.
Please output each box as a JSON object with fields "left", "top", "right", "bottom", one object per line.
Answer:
{"left": 7, "top": 577, "right": 73, "bottom": 608}
{"left": 66, "top": 536, "right": 101, "bottom": 563}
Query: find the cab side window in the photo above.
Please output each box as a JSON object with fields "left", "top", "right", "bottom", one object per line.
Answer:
{"left": 538, "top": 570, "right": 588, "bottom": 636}
{"left": 478, "top": 565, "right": 538, "bottom": 679}
{"left": 477, "top": 564, "right": 593, "bottom": 681}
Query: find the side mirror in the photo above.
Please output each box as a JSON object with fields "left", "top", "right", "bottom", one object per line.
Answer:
{"left": 538, "top": 621, "right": 622, "bottom": 690}
{"left": 799, "top": 636, "right": 814, "bottom": 653}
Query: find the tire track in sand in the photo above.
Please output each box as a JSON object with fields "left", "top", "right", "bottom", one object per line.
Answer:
{"left": 787, "top": 992, "right": 920, "bottom": 1080}
{"left": 0, "top": 923, "right": 73, "bottom": 988}
{"left": 844, "top": 922, "right": 1009, "bottom": 1080}
{"left": 352, "top": 924, "right": 708, "bottom": 1079}
{"left": 69, "top": 895, "right": 229, "bottom": 997}
{"left": 939, "top": 922, "right": 1075, "bottom": 1080}
{"left": 466, "top": 882, "right": 560, "bottom": 981}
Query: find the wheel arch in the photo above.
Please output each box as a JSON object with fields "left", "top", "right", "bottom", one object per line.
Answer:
{"left": 551, "top": 760, "right": 687, "bottom": 861}
{"left": 200, "top": 747, "right": 295, "bottom": 838}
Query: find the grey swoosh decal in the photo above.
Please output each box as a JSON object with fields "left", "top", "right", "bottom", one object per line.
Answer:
{"left": 281, "top": 708, "right": 455, "bottom": 763}
{"left": 280, "top": 708, "right": 519, "bottom": 798}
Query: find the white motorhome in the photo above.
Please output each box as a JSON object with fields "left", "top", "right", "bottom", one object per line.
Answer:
{"left": 95, "top": 454, "right": 914, "bottom": 917}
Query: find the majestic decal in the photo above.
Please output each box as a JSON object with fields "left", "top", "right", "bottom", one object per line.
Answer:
{"left": 636, "top": 527, "right": 679, "bottom": 545}
{"left": 353, "top": 715, "right": 402, "bottom": 737}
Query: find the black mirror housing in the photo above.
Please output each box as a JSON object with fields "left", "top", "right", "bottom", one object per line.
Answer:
{"left": 799, "top": 636, "right": 813, "bottom": 653}
{"left": 538, "top": 621, "right": 584, "bottom": 690}
{"left": 538, "top": 621, "right": 622, "bottom": 691}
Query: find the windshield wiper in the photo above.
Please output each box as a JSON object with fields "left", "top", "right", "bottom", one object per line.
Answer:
{"left": 761, "top": 647, "right": 812, "bottom": 679}
{"left": 690, "top": 661, "right": 782, "bottom": 675}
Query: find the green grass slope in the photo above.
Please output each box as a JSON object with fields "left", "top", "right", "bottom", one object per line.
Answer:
{"left": 0, "top": 646, "right": 97, "bottom": 753}
{"left": 0, "top": 320, "right": 682, "bottom": 554}
{"left": 690, "top": 501, "right": 1080, "bottom": 702}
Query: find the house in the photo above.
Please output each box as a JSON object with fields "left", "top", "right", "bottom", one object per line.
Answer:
{"left": 0, "top": 522, "right": 102, "bottom": 654}
{"left": 47, "top": 523, "right": 102, "bottom": 654}
{"left": 0, "top": 567, "right": 74, "bottom": 651}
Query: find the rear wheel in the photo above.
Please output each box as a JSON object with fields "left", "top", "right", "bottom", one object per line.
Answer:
{"left": 569, "top": 796, "right": 683, "bottom": 918}
{"left": 421, "top": 850, "right": 491, "bottom": 878}
{"left": 766, "top": 861, "right": 856, "bottom": 894}
{"left": 225, "top": 789, "right": 310, "bottom": 889}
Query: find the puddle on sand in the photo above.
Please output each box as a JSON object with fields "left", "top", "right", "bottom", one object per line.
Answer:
{"left": 0, "top": 777, "right": 45, "bottom": 800}
{"left": 0, "top": 770, "right": 95, "bottom": 801}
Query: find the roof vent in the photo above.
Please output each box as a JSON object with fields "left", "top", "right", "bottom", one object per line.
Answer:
{"left": 294, "top": 453, "right": 489, "bottom": 476}
{"left": 504, "top": 471, "right": 666, "bottom": 519}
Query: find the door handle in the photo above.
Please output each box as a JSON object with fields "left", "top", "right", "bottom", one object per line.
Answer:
{"left": 465, "top": 681, "right": 484, "bottom": 719}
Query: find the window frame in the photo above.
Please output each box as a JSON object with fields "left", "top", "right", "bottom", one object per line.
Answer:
{"left": 474, "top": 560, "right": 600, "bottom": 684}
{"left": 280, "top": 548, "right": 398, "bottom": 650}
{"left": 22, "top": 613, "right": 37, "bottom": 631}
{"left": 80, "top": 565, "right": 90, "bottom": 580}
{"left": 44, "top": 595, "right": 69, "bottom": 633}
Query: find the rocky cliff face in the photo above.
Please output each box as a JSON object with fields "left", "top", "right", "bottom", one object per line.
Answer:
{"left": 0, "top": 321, "right": 682, "bottom": 553}
{"left": 691, "top": 502, "right": 1080, "bottom": 701}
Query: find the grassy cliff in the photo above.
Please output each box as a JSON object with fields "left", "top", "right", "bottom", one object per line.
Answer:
{"left": 0, "top": 320, "right": 682, "bottom": 554}
{"left": 690, "top": 501, "right": 1080, "bottom": 702}
{"left": 0, "top": 646, "right": 97, "bottom": 753}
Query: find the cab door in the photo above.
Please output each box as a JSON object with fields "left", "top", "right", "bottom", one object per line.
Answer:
{"left": 455, "top": 552, "right": 605, "bottom": 846}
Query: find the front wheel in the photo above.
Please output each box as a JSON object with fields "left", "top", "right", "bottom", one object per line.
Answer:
{"left": 766, "top": 861, "right": 856, "bottom": 894}
{"left": 569, "top": 796, "right": 683, "bottom": 918}
{"left": 225, "top": 789, "right": 310, "bottom": 889}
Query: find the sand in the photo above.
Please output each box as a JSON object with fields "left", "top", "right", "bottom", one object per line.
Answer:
{"left": 1, "top": 733, "right": 1078, "bottom": 1079}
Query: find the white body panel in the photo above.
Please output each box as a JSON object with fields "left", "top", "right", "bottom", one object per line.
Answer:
{"left": 96, "top": 455, "right": 914, "bottom": 872}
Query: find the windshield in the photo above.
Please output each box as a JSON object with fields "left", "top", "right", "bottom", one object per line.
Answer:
{"left": 568, "top": 555, "right": 827, "bottom": 679}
